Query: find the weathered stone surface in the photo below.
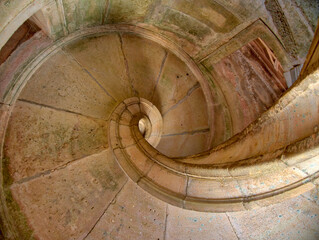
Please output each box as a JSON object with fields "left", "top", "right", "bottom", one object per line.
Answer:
{"left": 0, "top": 0, "right": 33, "bottom": 33}
{"left": 64, "top": 34, "right": 133, "bottom": 102}
{"left": 10, "top": 150, "right": 127, "bottom": 240}
{"left": 236, "top": 167, "right": 307, "bottom": 196}
{"left": 0, "top": 21, "right": 39, "bottom": 65}
{"left": 294, "top": 0, "right": 319, "bottom": 31}
{"left": 162, "top": 0, "right": 240, "bottom": 33}
{"left": 200, "top": 19, "right": 292, "bottom": 71}
{"left": 62, "top": 0, "right": 106, "bottom": 33}
{"left": 86, "top": 180, "right": 166, "bottom": 240}
{"left": 266, "top": 0, "right": 314, "bottom": 60}
{"left": 146, "top": 163, "right": 187, "bottom": 196}
{"left": 302, "top": 178, "right": 319, "bottom": 207}
{"left": 0, "top": 31, "right": 52, "bottom": 102}
{"left": 156, "top": 131, "right": 209, "bottom": 157}
{"left": 228, "top": 195, "right": 319, "bottom": 239}
{"left": 0, "top": 0, "right": 44, "bottom": 51}
{"left": 125, "top": 144, "right": 154, "bottom": 176}
{"left": 211, "top": 0, "right": 264, "bottom": 20}
{"left": 121, "top": 33, "right": 166, "bottom": 100}
{"left": 151, "top": 6, "right": 212, "bottom": 43}
{"left": 207, "top": 38, "right": 287, "bottom": 135}
{"left": 118, "top": 124, "right": 135, "bottom": 148}
{"left": 187, "top": 177, "right": 242, "bottom": 199}
{"left": 161, "top": 87, "right": 209, "bottom": 135}
{"left": 251, "top": 182, "right": 316, "bottom": 209}
{"left": 0, "top": 103, "right": 10, "bottom": 145}
{"left": 1, "top": 107, "right": 32, "bottom": 240}
{"left": 29, "top": 2, "right": 65, "bottom": 40}
{"left": 165, "top": 204, "right": 238, "bottom": 240}
{"left": 4, "top": 100, "right": 108, "bottom": 182}
{"left": 106, "top": 0, "right": 154, "bottom": 24}
{"left": 152, "top": 52, "right": 199, "bottom": 113}
{"left": 19, "top": 50, "right": 116, "bottom": 120}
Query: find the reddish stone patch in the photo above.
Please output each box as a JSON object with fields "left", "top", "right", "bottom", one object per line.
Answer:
{"left": 211, "top": 38, "right": 288, "bottom": 134}
{"left": 0, "top": 21, "right": 40, "bottom": 65}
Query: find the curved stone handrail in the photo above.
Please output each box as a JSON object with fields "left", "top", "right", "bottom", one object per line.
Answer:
{"left": 109, "top": 74, "right": 319, "bottom": 211}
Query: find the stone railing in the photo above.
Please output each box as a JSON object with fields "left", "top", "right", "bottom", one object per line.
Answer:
{"left": 109, "top": 75, "right": 319, "bottom": 211}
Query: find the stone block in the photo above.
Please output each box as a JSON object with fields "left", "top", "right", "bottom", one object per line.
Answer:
{"left": 236, "top": 167, "right": 308, "bottom": 196}
{"left": 187, "top": 177, "right": 243, "bottom": 199}
{"left": 4, "top": 101, "right": 108, "bottom": 182}
{"left": 86, "top": 180, "right": 166, "bottom": 240}
{"left": 119, "top": 109, "right": 132, "bottom": 126}
{"left": 62, "top": 0, "right": 106, "bottom": 33}
{"left": 10, "top": 150, "right": 127, "bottom": 240}
{"left": 125, "top": 144, "right": 154, "bottom": 177}
{"left": 64, "top": 34, "right": 132, "bottom": 101}
{"left": 228, "top": 194, "right": 319, "bottom": 240}
{"left": 165, "top": 204, "right": 238, "bottom": 239}
{"left": 146, "top": 163, "right": 187, "bottom": 196}
{"left": 121, "top": 33, "right": 166, "bottom": 100}
{"left": 20, "top": 51, "right": 116, "bottom": 120}
{"left": 152, "top": 52, "right": 198, "bottom": 114}
{"left": 105, "top": 0, "right": 154, "bottom": 23}
{"left": 119, "top": 124, "right": 134, "bottom": 147}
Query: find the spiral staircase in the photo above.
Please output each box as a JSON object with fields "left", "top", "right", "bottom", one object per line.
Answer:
{"left": 0, "top": 1, "right": 319, "bottom": 239}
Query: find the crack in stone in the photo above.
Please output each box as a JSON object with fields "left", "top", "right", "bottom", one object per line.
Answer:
{"left": 65, "top": 50, "right": 117, "bottom": 101}
{"left": 162, "top": 82, "right": 200, "bottom": 117}
{"left": 18, "top": 99, "right": 107, "bottom": 121}
{"left": 118, "top": 33, "right": 138, "bottom": 97}
{"left": 163, "top": 204, "right": 169, "bottom": 240}
{"left": 151, "top": 51, "right": 168, "bottom": 101}
{"left": 56, "top": 0, "right": 69, "bottom": 35}
{"left": 12, "top": 149, "right": 109, "bottom": 186}
{"left": 82, "top": 178, "right": 129, "bottom": 240}
{"left": 161, "top": 128, "right": 210, "bottom": 137}
{"left": 225, "top": 212, "right": 240, "bottom": 240}
{"left": 101, "top": 0, "right": 110, "bottom": 25}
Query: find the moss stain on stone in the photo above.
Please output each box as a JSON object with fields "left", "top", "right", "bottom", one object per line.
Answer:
{"left": 49, "top": 20, "right": 64, "bottom": 40}
{"left": 160, "top": 75, "right": 174, "bottom": 89}
{"left": 63, "top": 0, "right": 105, "bottom": 33}
{"left": 106, "top": 0, "right": 153, "bottom": 24}
{"left": 156, "top": 7, "right": 211, "bottom": 42}
{"left": 89, "top": 164, "right": 118, "bottom": 191}
{"left": 2, "top": 156, "right": 34, "bottom": 239}
{"left": 164, "top": 0, "right": 240, "bottom": 33}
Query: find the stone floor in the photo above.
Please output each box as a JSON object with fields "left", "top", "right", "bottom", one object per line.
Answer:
{"left": 7, "top": 147, "right": 319, "bottom": 240}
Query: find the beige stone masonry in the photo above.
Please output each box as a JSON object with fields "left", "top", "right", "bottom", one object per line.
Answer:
{"left": 109, "top": 71, "right": 319, "bottom": 211}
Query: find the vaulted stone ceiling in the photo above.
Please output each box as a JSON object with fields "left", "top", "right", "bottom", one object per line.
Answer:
{"left": 0, "top": 0, "right": 319, "bottom": 239}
